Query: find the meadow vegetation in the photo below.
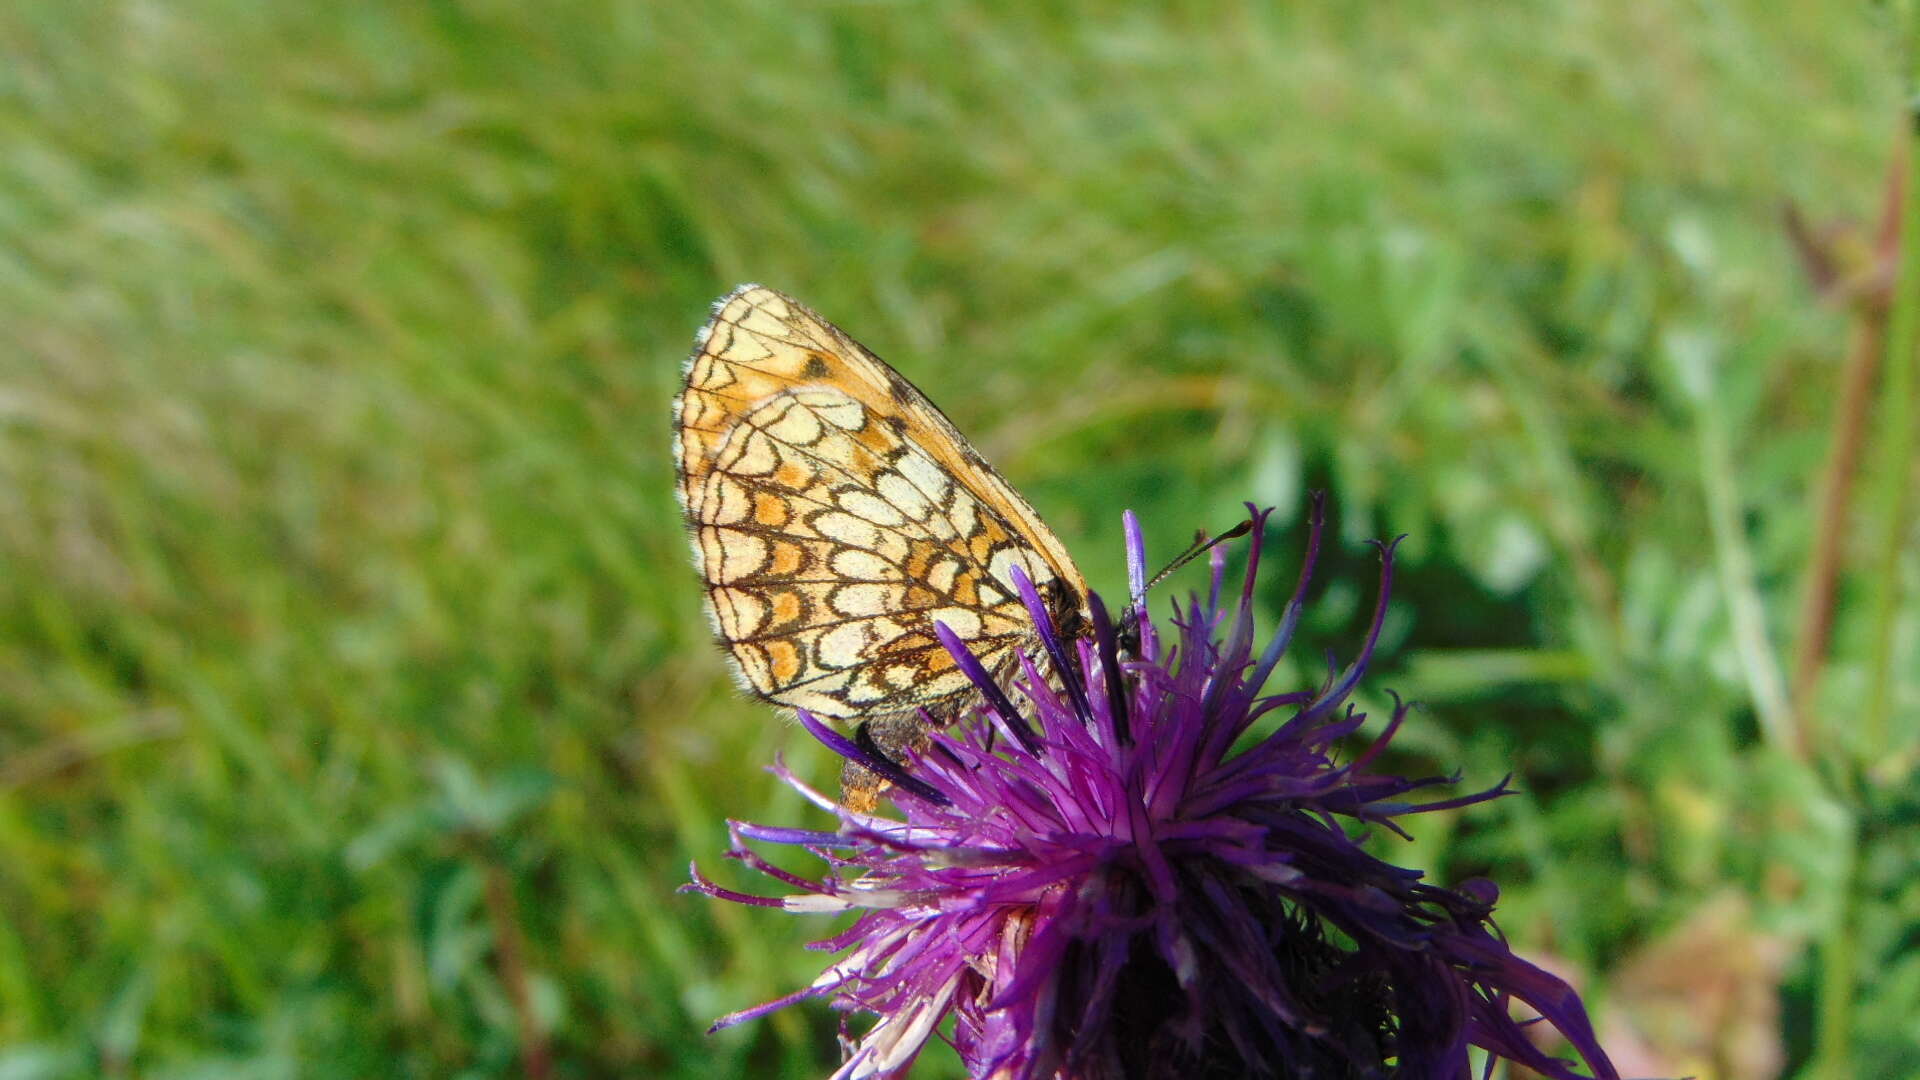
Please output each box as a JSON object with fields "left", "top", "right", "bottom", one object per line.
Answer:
{"left": 1, "top": 3, "right": 1914, "bottom": 1077}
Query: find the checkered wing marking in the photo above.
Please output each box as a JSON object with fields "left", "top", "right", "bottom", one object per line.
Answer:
{"left": 674, "top": 285, "right": 1088, "bottom": 720}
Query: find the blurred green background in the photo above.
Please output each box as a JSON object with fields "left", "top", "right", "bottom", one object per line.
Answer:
{"left": 3, "top": 2, "right": 1917, "bottom": 1077}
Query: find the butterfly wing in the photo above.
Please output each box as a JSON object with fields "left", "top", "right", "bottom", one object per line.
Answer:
{"left": 674, "top": 284, "right": 1088, "bottom": 722}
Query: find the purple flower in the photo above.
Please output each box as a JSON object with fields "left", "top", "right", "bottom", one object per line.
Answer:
{"left": 686, "top": 499, "right": 1621, "bottom": 1080}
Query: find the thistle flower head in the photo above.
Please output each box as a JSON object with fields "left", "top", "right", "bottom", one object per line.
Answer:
{"left": 687, "top": 499, "right": 1620, "bottom": 1080}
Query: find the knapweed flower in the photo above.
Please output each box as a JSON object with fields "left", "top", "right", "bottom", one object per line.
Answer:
{"left": 687, "top": 500, "right": 1620, "bottom": 1080}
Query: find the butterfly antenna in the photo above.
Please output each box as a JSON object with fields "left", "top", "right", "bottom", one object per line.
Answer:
{"left": 1132, "top": 518, "right": 1254, "bottom": 604}
{"left": 1116, "top": 517, "right": 1255, "bottom": 650}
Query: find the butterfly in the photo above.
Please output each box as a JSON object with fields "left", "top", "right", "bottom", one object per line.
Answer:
{"left": 674, "top": 285, "right": 1091, "bottom": 808}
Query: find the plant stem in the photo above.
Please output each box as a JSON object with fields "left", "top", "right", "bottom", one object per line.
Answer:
{"left": 481, "top": 851, "right": 552, "bottom": 1080}
{"left": 1698, "top": 393, "right": 1796, "bottom": 754}
{"left": 1813, "top": 819, "right": 1861, "bottom": 1080}
{"left": 1815, "top": 10, "right": 1920, "bottom": 1078}
{"left": 1792, "top": 307, "right": 1885, "bottom": 750}
{"left": 1866, "top": 0, "right": 1920, "bottom": 764}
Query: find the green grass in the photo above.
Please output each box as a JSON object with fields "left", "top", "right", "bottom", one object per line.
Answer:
{"left": 1, "top": 2, "right": 1916, "bottom": 1077}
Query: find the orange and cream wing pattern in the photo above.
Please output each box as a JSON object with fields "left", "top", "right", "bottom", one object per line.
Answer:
{"left": 673, "top": 284, "right": 1088, "bottom": 721}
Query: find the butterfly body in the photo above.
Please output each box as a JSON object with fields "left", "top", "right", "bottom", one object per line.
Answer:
{"left": 674, "top": 286, "right": 1088, "bottom": 801}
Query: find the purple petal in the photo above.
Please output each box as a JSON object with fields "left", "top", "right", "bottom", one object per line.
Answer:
{"left": 1010, "top": 564, "right": 1093, "bottom": 724}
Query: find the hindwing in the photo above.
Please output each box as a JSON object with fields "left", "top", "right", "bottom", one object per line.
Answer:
{"left": 674, "top": 285, "right": 1088, "bottom": 722}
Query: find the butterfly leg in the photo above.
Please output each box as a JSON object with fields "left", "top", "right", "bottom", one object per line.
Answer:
{"left": 839, "top": 712, "right": 934, "bottom": 812}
